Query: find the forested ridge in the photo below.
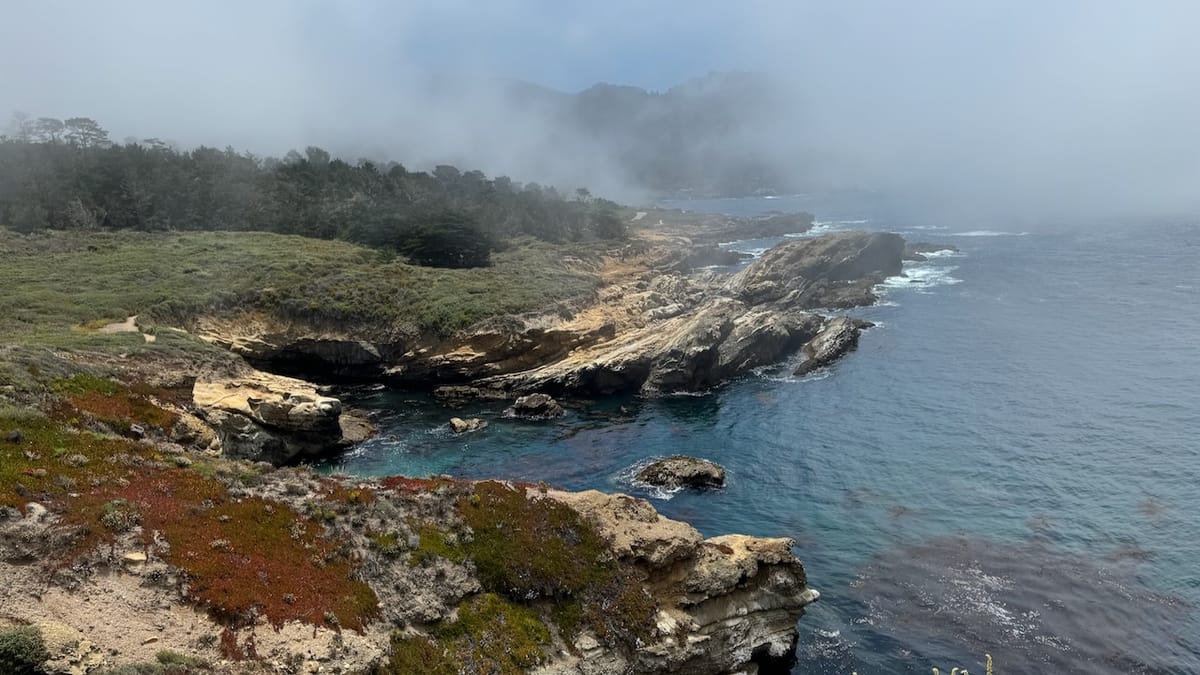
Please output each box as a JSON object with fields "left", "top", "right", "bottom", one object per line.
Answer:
{"left": 0, "top": 115, "right": 626, "bottom": 268}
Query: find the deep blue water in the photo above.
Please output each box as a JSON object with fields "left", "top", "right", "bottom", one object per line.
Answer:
{"left": 324, "top": 196, "right": 1200, "bottom": 674}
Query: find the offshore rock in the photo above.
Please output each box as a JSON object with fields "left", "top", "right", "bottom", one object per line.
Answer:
{"left": 637, "top": 456, "right": 727, "bottom": 490}
{"left": 449, "top": 417, "right": 488, "bottom": 434}
{"left": 504, "top": 393, "right": 565, "bottom": 419}
{"left": 794, "top": 316, "right": 873, "bottom": 376}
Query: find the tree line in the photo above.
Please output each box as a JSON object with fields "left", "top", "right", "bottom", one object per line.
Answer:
{"left": 0, "top": 115, "right": 627, "bottom": 267}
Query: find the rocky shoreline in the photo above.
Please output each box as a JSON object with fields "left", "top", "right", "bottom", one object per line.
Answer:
{"left": 192, "top": 230, "right": 907, "bottom": 464}
{"left": 0, "top": 223, "right": 926, "bottom": 673}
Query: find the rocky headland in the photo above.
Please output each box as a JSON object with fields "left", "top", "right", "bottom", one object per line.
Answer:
{"left": 0, "top": 219, "right": 920, "bottom": 673}
{"left": 194, "top": 230, "right": 906, "bottom": 442}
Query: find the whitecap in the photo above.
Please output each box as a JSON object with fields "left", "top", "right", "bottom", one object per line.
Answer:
{"left": 917, "top": 248, "right": 963, "bottom": 258}
{"left": 877, "top": 263, "right": 963, "bottom": 295}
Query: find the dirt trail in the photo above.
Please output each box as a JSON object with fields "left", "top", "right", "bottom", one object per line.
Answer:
{"left": 97, "top": 315, "right": 156, "bottom": 343}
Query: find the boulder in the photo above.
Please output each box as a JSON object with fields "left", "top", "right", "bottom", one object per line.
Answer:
{"left": 794, "top": 316, "right": 873, "bottom": 376}
{"left": 637, "top": 456, "right": 727, "bottom": 490}
{"left": 504, "top": 393, "right": 565, "bottom": 419}
{"left": 449, "top": 417, "right": 488, "bottom": 434}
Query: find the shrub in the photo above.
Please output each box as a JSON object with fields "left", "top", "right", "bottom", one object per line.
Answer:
{"left": 0, "top": 625, "right": 49, "bottom": 675}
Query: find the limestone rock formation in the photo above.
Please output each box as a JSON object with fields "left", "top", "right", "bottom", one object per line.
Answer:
{"left": 637, "top": 456, "right": 727, "bottom": 490}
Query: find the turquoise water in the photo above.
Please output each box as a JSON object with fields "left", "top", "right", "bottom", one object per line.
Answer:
{"left": 325, "top": 197, "right": 1200, "bottom": 673}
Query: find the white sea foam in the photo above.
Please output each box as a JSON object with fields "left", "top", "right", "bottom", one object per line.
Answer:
{"left": 949, "top": 230, "right": 1030, "bottom": 237}
{"left": 879, "top": 264, "right": 963, "bottom": 293}
{"left": 616, "top": 457, "right": 685, "bottom": 500}
{"left": 918, "top": 248, "right": 963, "bottom": 258}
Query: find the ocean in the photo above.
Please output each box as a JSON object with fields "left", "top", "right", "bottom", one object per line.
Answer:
{"left": 323, "top": 195, "right": 1200, "bottom": 673}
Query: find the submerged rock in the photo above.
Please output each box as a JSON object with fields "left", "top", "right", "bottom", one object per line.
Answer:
{"left": 637, "top": 456, "right": 727, "bottom": 490}
{"left": 794, "top": 317, "right": 872, "bottom": 376}
{"left": 449, "top": 417, "right": 488, "bottom": 434}
{"left": 504, "top": 393, "right": 565, "bottom": 419}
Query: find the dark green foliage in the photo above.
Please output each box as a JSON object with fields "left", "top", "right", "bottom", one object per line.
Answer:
{"left": 398, "top": 213, "right": 493, "bottom": 268}
{"left": 409, "top": 482, "right": 658, "bottom": 650}
{"left": 379, "top": 594, "right": 549, "bottom": 675}
{"left": 0, "top": 119, "right": 627, "bottom": 267}
{"left": 0, "top": 625, "right": 49, "bottom": 675}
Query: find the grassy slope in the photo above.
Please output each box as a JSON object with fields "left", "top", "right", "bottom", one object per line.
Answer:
{"left": 0, "top": 229, "right": 602, "bottom": 344}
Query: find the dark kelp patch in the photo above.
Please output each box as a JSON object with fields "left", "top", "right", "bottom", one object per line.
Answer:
{"left": 849, "top": 536, "right": 1197, "bottom": 674}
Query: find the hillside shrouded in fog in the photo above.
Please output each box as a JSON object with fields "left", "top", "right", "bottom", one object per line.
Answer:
{"left": 3, "top": 1, "right": 1200, "bottom": 218}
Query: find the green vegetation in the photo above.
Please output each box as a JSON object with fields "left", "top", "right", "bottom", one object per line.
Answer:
{"left": 50, "top": 374, "right": 181, "bottom": 434}
{"left": 407, "top": 481, "right": 657, "bottom": 651}
{"left": 0, "top": 381, "right": 378, "bottom": 634}
{"left": 381, "top": 594, "right": 549, "bottom": 675}
{"left": 0, "top": 229, "right": 602, "bottom": 343}
{"left": 0, "top": 122, "right": 628, "bottom": 272}
{"left": 0, "top": 625, "right": 48, "bottom": 675}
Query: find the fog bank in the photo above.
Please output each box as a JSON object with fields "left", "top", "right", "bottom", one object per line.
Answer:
{"left": 3, "top": 1, "right": 1198, "bottom": 221}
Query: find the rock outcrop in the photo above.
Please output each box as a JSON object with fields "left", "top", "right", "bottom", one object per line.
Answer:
{"left": 449, "top": 417, "right": 488, "bottom": 434}
{"left": 794, "top": 317, "right": 872, "bottom": 376}
{"left": 474, "top": 231, "right": 898, "bottom": 396}
{"left": 637, "top": 456, "right": 727, "bottom": 490}
{"left": 504, "top": 393, "right": 566, "bottom": 419}
{"left": 729, "top": 230, "right": 904, "bottom": 307}
{"left": 545, "top": 489, "right": 818, "bottom": 673}
{"left": 192, "top": 370, "right": 371, "bottom": 463}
